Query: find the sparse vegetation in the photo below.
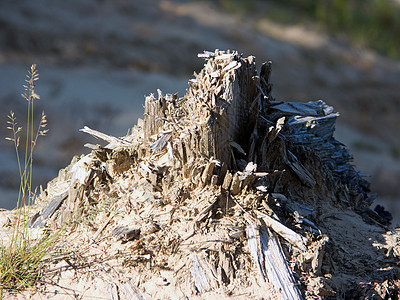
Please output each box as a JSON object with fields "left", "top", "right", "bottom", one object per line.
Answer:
{"left": 353, "top": 140, "right": 381, "bottom": 153}
{"left": 215, "top": 0, "right": 400, "bottom": 59}
{"left": 0, "top": 65, "right": 58, "bottom": 293}
{"left": 391, "top": 146, "right": 400, "bottom": 160}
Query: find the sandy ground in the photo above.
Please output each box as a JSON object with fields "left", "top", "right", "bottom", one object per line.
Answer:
{"left": 0, "top": 0, "right": 399, "bottom": 225}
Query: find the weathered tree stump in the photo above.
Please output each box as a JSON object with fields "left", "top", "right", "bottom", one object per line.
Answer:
{"left": 27, "top": 50, "right": 396, "bottom": 299}
{"left": 144, "top": 51, "right": 258, "bottom": 170}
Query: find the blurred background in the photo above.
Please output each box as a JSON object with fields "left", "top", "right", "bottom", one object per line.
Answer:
{"left": 0, "top": 0, "right": 399, "bottom": 225}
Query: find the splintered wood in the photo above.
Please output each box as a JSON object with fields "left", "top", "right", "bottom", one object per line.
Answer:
{"left": 27, "top": 50, "right": 393, "bottom": 299}
{"left": 144, "top": 51, "right": 257, "bottom": 170}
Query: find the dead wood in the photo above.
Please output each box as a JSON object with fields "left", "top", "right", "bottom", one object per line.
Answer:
{"left": 22, "top": 50, "right": 400, "bottom": 299}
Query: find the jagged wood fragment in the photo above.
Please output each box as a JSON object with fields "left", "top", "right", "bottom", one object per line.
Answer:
{"left": 268, "top": 116, "right": 285, "bottom": 144}
{"left": 201, "top": 161, "right": 216, "bottom": 185}
{"left": 143, "top": 93, "right": 167, "bottom": 140}
{"left": 246, "top": 221, "right": 266, "bottom": 278}
{"left": 255, "top": 211, "right": 308, "bottom": 250}
{"left": 90, "top": 213, "right": 115, "bottom": 243}
{"left": 230, "top": 141, "right": 246, "bottom": 156}
{"left": 222, "top": 172, "right": 233, "bottom": 190}
{"left": 111, "top": 226, "right": 141, "bottom": 242}
{"left": 286, "top": 150, "right": 316, "bottom": 188}
{"left": 191, "top": 254, "right": 219, "bottom": 293}
{"left": 80, "top": 126, "right": 131, "bottom": 149}
{"left": 197, "top": 50, "right": 216, "bottom": 58}
{"left": 61, "top": 155, "right": 100, "bottom": 223}
{"left": 270, "top": 100, "right": 332, "bottom": 117}
{"left": 30, "top": 189, "right": 68, "bottom": 228}
{"left": 246, "top": 221, "right": 303, "bottom": 300}
{"left": 217, "top": 248, "right": 234, "bottom": 284}
{"left": 70, "top": 155, "right": 98, "bottom": 185}
{"left": 230, "top": 172, "right": 241, "bottom": 195}
{"left": 150, "top": 132, "right": 171, "bottom": 153}
{"left": 108, "top": 283, "right": 119, "bottom": 300}
{"left": 196, "top": 197, "right": 218, "bottom": 223}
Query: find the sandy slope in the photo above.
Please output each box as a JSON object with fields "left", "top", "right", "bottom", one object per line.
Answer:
{"left": 0, "top": 0, "right": 399, "bottom": 224}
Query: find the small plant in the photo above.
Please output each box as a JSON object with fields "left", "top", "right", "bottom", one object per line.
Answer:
{"left": 0, "top": 64, "right": 57, "bottom": 292}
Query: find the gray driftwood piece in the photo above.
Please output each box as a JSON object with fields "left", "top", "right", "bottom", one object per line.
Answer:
{"left": 190, "top": 254, "right": 219, "bottom": 293}
{"left": 246, "top": 221, "right": 303, "bottom": 300}
{"left": 29, "top": 189, "right": 68, "bottom": 228}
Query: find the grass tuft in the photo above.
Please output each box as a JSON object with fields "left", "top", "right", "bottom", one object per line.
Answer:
{"left": 1, "top": 65, "right": 58, "bottom": 293}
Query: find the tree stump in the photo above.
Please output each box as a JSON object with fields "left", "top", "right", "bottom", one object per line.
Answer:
{"left": 144, "top": 51, "right": 258, "bottom": 169}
